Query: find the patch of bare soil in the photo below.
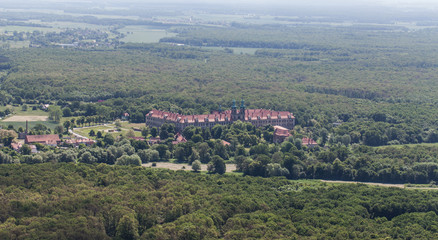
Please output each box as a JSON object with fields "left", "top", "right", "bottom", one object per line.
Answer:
{"left": 2, "top": 115, "right": 48, "bottom": 122}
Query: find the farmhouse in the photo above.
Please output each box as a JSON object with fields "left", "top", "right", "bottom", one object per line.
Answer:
{"left": 25, "top": 134, "right": 61, "bottom": 146}
{"left": 146, "top": 100, "right": 295, "bottom": 131}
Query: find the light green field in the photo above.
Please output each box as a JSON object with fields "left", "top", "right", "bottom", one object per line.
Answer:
{"left": 1, "top": 40, "right": 30, "bottom": 49}
{"left": 43, "top": 21, "right": 109, "bottom": 30}
{"left": 120, "top": 25, "right": 176, "bottom": 43}
{"left": 0, "top": 121, "right": 59, "bottom": 130}
{"left": 74, "top": 125, "right": 114, "bottom": 138}
{"left": 120, "top": 122, "right": 145, "bottom": 129}
{"left": 0, "top": 105, "right": 56, "bottom": 130}
{"left": 73, "top": 124, "right": 143, "bottom": 139}
{"left": 201, "top": 46, "right": 258, "bottom": 55}
{"left": 0, "top": 105, "right": 48, "bottom": 116}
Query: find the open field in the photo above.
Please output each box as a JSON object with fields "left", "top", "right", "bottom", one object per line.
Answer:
{"left": 73, "top": 125, "right": 115, "bottom": 139}
{"left": 0, "top": 105, "right": 48, "bottom": 116}
{"left": 73, "top": 124, "right": 143, "bottom": 139}
{"left": 0, "top": 121, "right": 59, "bottom": 130}
{"left": 143, "top": 162, "right": 237, "bottom": 173}
{"left": 120, "top": 25, "right": 176, "bottom": 43}
{"left": 2, "top": 115, "right": 48, "bottom": 122}
{"left": 120, "top": 122, "right": 145, "bottom": 129}
{"left": 2, "top": 40, "right": 30, "bottom": 48}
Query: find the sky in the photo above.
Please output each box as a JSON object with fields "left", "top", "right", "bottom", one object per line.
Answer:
{"left": 4, "top": 0, "right": 438, "bottom": 12}
{"left": 14, "top": 0, "right": 438, "bottom": 6}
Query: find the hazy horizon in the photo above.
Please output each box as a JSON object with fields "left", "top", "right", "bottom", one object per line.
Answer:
{"left": 3, "top": 0, "right": 438, "bottom": 8}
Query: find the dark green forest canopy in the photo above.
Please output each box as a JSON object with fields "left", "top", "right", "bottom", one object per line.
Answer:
{"left": 0, "top": 163, "right": 438, "bottom": 239}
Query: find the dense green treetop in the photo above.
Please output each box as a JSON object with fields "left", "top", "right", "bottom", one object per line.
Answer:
{"left": 0, "top": 163, "right": 438, "bottom": 239}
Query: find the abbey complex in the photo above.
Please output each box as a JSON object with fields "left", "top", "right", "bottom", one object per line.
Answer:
{"left": 145, "top": 100, "right": 295, "bottom": 131}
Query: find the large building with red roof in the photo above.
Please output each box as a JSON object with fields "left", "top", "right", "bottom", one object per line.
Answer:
{"left": 146, "top": 100, "right": 295, "bottom": 131}
{"left": 25, "top": 134, "right": 61, "bottom": 146}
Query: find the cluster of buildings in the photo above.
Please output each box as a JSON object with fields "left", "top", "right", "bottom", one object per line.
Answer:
{"left": 146, "top": 100, "right": 295, "bottom": 132}
{"left": 146, "top": 100, "right": 317, "bottom": 145}
{"left": 9, "top": 100, "right": 317, "bottom": 154}
{"left": 12, "top": 133, "right": 95, "bottom": 153}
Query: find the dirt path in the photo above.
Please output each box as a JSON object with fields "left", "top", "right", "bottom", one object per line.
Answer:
{"left": 142, "top": 162, "right": 236, "bottom": 173}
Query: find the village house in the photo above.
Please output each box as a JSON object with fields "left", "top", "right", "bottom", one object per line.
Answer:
{"left": 146, "top": 100, "right": 295, "bottom": 132}
{"left": 302, "top": 137, "right": 318, "bottom": 148}
{"left": 121, "top": 112, "right": 130, "bottom": 121}
{"left": 172, "top": 133, "right": 187, "bottom": 145}
{"left": 222, "top": 140, "right": 231, "bottom": 146}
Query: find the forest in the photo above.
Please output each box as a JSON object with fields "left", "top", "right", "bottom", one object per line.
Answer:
{"left": 1, "top": 163, "right": 438, "bottom": 239}
{"left": 1, "top": 2, "right": 438, "bottom": 238}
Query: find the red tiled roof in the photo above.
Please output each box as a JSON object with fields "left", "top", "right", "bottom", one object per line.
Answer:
{"left": 174, "top": 133, "right": 187, "bottom": 142}
{"left": 222, "top": 140, "right": 231, "bottom": 146}
{"left": 172, "top": 133, "right": 187, "bottom": 145}
{"left": 11, "top": 142, "right": 22, "bottom": 151}
{"left": 25, "top": 134, "right": 60, "bottom": 145}
{"left": 302, "top": 138, "right": 318, "bottom": 146}
{"left": 274, "top": 125, "right": 291, "bottom": 137}
{"left": 147, "top": 108, "right": 294, "bottom": 123}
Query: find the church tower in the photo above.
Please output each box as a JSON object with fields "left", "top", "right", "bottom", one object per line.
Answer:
{"left": 239, "top": 99, "right": 246, "bottom": 120}
{"left": 231, "top": 99, "right": 238, "bottom": 121}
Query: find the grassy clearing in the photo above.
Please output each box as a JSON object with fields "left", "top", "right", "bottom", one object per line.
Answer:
{"left": 120, "top": 25, "right": 177, "bottom": 43}
{"left": 0, "top": 105, "right": 48, "bottom": 116}
{"left": 73, "top": 123, "right": 143, "bottom": 139}
{"left": 120, "top": 122, "right": 145, "bottom": 129}
{"left": 74, "top": 125, "right": 115, "bottom": 139}
{"left": 2, "top": 40, "right": 30, "bottom": 48}
{"left": 0, "top": 105, "right": 54, "bottom": 129}
{"left": 45, "top": 21, "right": 108, "bottom": 31}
